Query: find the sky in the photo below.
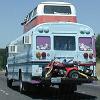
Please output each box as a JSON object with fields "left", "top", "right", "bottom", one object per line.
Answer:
{"left": 0, "top": 0, "right": 100, "bottom": 48}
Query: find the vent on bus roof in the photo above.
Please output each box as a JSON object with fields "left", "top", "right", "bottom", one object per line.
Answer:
{"left": 23, "top": 35, "right": 32, "bottom": 44}
{"left": 8, "top": 45, "right": 18, "bottom": 53}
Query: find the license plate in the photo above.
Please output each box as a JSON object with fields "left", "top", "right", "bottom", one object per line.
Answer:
{"left": 51, "top": 77, "right": 61, "bottom": 83}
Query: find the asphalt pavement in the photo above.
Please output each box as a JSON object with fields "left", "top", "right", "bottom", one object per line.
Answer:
{"left": 0, "top": 71, "right": 100, "bottom": 100}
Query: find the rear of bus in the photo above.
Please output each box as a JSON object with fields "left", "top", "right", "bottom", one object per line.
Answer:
{"left": 31, "top": 22, "right": 96, "bottom": 85}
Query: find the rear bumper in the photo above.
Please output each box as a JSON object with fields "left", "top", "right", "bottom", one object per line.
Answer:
{"left": 42, "top": 78, "right": 93, "bottom": 85}
{"left": 31, "top": 77, "right": 95, "bottom": 85}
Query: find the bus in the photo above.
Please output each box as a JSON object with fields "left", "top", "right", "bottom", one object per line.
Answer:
{"left": 22, "top": 1, "right": 77, "bottom": 32}
{"left": 6, "top": 1, "right": 96, "bottom": 93}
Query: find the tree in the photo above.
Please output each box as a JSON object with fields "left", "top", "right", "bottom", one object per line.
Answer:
{"left": 96, "top": 34, "right": 100, "bottom": 59}
{"left": 0, "top": 48, "right": 8, "bottom": 70}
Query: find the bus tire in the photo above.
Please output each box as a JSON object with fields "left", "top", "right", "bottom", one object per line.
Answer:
{"left": 5, "top": 67, "right": 8, "bottom": 76}
{"left": 7, "top": 78, "right": 12, "bottom": 88}
{"left": 59, "top": 84, "right": 77, "bottom": 94}
{"left": 19, "top": 70, "right": 24, "bottom": 93}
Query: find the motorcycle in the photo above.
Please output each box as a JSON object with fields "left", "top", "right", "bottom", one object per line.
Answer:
{"left": 45, "top": 58, "right": 79, "bottom": 79}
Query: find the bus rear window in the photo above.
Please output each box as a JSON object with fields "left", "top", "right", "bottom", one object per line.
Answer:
{"left": 79, "top": 37, "right": 92, "bottom": 51}
{"left": 44, "top": 5, "right": 71, "bottom": 14}
{"left": 54, "top": 36, "right": 75, "bottom": 50}
{"left": 36, "top": 36, "right": 51, "bottom": 50}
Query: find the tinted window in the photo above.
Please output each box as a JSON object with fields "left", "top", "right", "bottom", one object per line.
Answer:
{"left": 44, "top": 5, "right": 71, "bottom": 14}
{"left": 54, "top": 36, "right": 75, "bottom": 50}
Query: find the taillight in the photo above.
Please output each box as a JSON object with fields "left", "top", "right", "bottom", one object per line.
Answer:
{"left": 89, "top": 53, "right": 93, "bottom": 59}
{"left": 83, "top": 53, "right": 88, "bottom": 59}
{"left": 36, "top": 52, "right": 41, "bottom": 59}
{"left": 36, "top": 52, "right": 46, "bottom": 59}
{"left": 42, "top": 52, "right": 46, "bottom": 59}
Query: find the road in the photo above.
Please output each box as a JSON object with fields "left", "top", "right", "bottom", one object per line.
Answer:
{"left": 0, "top": 72, "right": 100, "bottom": 100}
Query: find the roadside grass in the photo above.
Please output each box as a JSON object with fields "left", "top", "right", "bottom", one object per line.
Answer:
{"left": 0, "top": 67, "right": 3, "bottom": 71}
{"left": 96, "top": 62, "right": 100, "bottom": 79}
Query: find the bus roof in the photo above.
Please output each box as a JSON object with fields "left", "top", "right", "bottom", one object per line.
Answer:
{"left": 40, "top": 1, "right": 71, "bottom": 5}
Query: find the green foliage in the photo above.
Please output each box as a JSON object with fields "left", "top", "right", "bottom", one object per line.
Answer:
{"left": 0, "top": 48, "right": 8, "bottom": 70}
{"left": 96, "top": 35, "right": 100, "bottom": 60}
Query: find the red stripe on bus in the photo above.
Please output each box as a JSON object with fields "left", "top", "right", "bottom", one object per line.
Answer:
{"left": 24, "top": 15, "right": 77, "bottom": 32}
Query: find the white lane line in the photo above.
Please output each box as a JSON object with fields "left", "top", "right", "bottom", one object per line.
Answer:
{"left": 0, "top": 89, "right": 9, "bottom": 96}
{"left": 5, "top": 93, "right": 9, "bottom": 95}
{"left": 84, "top": 83, "right": 100, "bottom": 87}
{"left": 76, "top": 90, "right": 87, "bottom": 94}
{"left": 0, "top": 89, "right": 3, "bottom": 92}
{"left": 77, "top": 91, "right": 86, "bottom": 94}
{"left": 2, "top": 90, "right": 5, "bottom": 93}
